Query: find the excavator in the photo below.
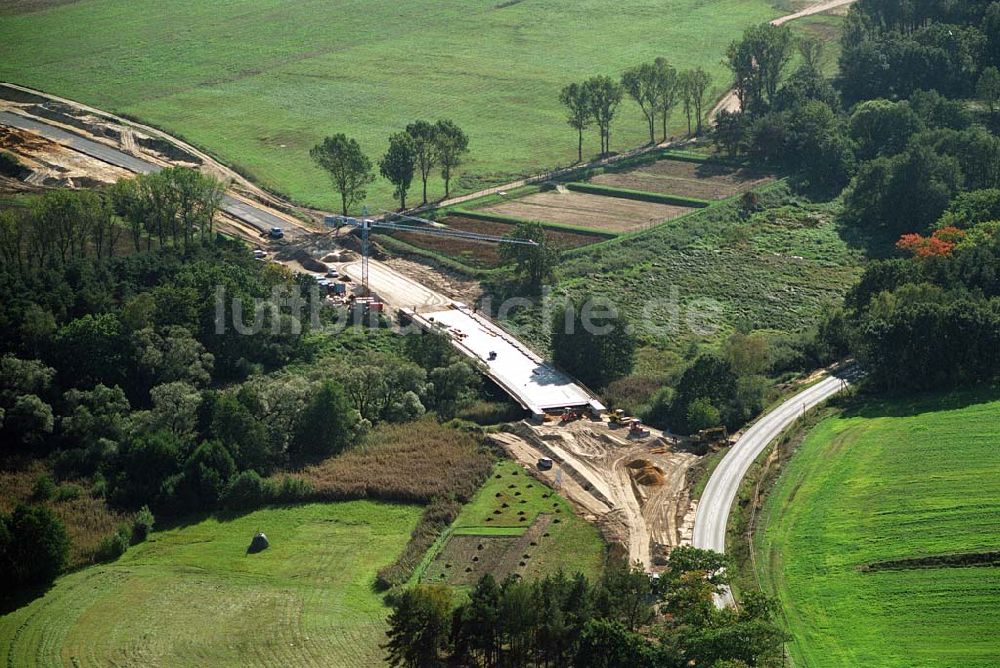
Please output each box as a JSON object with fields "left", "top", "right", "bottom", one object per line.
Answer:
{"left": 692, "top": 426, "right": 729, "bottom": 449}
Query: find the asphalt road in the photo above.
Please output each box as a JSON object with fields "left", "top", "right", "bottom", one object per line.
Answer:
{"left": 0, "top": 110, "right": 293, "bottom": 236}
{"left": 692, "top": 369, "right": 857, "bottom": 607}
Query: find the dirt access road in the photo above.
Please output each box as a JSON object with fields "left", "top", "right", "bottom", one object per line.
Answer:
{"left": 492, "top": 420, "right": 699, "bottom": 569}
{"left": 710, "top": 0, "right": 858, "bottom": 118}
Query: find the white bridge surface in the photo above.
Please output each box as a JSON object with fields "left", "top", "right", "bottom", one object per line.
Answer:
{"left": 414, "top": 307, "right": 605, "bottom": 416}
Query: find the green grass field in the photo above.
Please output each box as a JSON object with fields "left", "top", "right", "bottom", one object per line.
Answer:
{"left": 0, "top": 501, "right": 421, "bottom": 667}
{"left": 756, "top": 388, "right": 1000, "bottom": 667}
{"left": 419, "top": 460, "right": 605, "bottom": 585}
{"left": 498, "top": 185, "right": 863, "bottom": 368}
{"left": 0, "top": 0, "right": 780, "bottom": 210}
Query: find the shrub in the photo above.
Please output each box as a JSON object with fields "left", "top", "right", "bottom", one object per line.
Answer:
{"left": 132, "top": 505, "right": 155, "bottom": 543}
{"left": 2, "top": 504, "right": 70, "bottom": 587}
{"left": 96, "top": 525, "right": 131, "bottom": 562}
{"left": 54, "top": 483, "right": 84, "bottom": 503}
{"left": 270, "top": 475, "right": 314, "bottom": 504}
{"left": 32, "top": 474, "right": 56, "bottom": 501}
{"left": 223, "top": 470, "right": 267, "bottom": 510}
{"left": 686, "top": 397, "right": 722, "bottom": 433}
{"left": 0, "top": 150, "right": 28, "bottom": 178}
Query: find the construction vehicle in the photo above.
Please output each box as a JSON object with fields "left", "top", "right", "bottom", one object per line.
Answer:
{"left": 693, "top": 426, "right": 729, "bottom": 448}
{"left": 561, "top": 407, "right": 582, "bottom": 422}
{"left": 608, "top": 409, "right": 631, "bottom": 427}
{"left": 629, "top": 419, "right": 650, "bottom": 438}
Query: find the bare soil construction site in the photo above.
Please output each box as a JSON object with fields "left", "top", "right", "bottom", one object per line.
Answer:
{"left": 491, "top": 418, "right": 701, "bottom": 569}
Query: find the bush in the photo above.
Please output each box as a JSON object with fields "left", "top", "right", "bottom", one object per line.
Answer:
{"left": 32, "top": 474, "right": 56, "bottom": 501}
{"left": 270, "top": 475, "right": 314, "bottom": 504}
{"left": 1, "top": 504, "right": 70, "bottom": 588}
{"left": 132, "top": 505, "right": 155, "bottom": 543}
{"left": 223, "top": 470, "right": 267, "bottom": 510}
{"left": 96, "top": 525, "right": 131, "bottom": 562}
{"left": 55, "top": 483, "right": 84, "bottom": 502}
{"left": 686, "top": 397, "right": 722, "bottom": 433}
{"left": 0, "top": 150, "right": 28, "bottom": 178}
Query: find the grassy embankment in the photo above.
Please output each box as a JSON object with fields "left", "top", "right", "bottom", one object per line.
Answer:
{"left": 0, "top": 502, "right": 421, "bottom": 667}
{"left": 0, "top": 0, "right": 779, "bottom": 210}
{"left": 498, "top": 184, "right": 864, "bottom": 373}
{"left": 416, "top": 460, "right": 606, "bottom": 587}
{"left": 756, "top": 388, "right": 1000, "bottom": 667}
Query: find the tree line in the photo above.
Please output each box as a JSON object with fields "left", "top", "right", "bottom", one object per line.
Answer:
{"left": 559, "top": 62, "right": 712, "bottom": 161}
{"left": 310, "top": 120, "right": 469, "bottom": 214}
{"left": 0, "top": 167, "right": 223, "bottom": 273}
{"left": 0, "top": 184, "right": 488, "bottom": 590}
{"left": 384, "top": 548, "right": 786, "bottom": 667}
{"left": 712, "top": 3, "right": 1000, "bottom": 394}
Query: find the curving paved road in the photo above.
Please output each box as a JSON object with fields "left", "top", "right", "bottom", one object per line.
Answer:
{"left": 692, "top": 368, "right": 858, "bottom": 606}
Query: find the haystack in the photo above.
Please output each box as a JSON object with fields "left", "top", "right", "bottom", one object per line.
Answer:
{"left": 247, "top": 532, "right": 269, "bottom": 554}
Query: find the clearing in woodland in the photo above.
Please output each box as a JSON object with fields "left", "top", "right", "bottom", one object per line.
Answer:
{"left": 0, "top": 0, "right": 780, "bottom": 211}
{"left": 756, "top": 388, "right": 1000, "bottom": 668}
{"left": 0, "top": 502, "right": 421, "bottom": 667}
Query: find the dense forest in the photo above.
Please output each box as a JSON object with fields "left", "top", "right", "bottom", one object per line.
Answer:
{"left": 386, "top": 548, "right": 785, "bottom": 668}
{"left": 0, "top": 168, "right": 492, "bottom": 592}
{"left": 716, "top": 0, "right": 1000, "bottom": 394}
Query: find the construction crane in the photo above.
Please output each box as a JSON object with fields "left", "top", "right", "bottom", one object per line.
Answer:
{"left": 324, "top": 209, "right": 538, "bottom": 296}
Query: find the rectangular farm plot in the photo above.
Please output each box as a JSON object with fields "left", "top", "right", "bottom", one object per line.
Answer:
{"left": 591, "top": 159, "right": 774, "bottom": 200}
{"left": 481, "top": 190, "right": 695, "bottom": 233}
{"left": 417, "top": 460, "right": 605, "bottom": 584}
{"left": 382, "top": 215, "right": 605, "bottom": 268}
{"left": 422, "top": 515, "right": 554, "bottom": 586}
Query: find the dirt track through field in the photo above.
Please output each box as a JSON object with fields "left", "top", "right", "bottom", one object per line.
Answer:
{"left": 710, "top": 0, "right": 858, "bottom": 118}
{"left": 493, "top": 420, "right": 698, "bottom": 569}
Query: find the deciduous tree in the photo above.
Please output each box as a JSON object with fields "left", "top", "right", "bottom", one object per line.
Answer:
{"left": 433, "top": 120, "right": 469, "bottom": 198}
{"left": 584, "top": 76, "right": 623, "bottom": 155}
{"left": 405, "top": 120, "right": 439, "bottom": 205}
{"left": 379, "top": 132, "right": 416, "bottom": 210}
{"left": 622, "top": 63, "right": 660, "bottom": 144}
{"left": 653, "top": 58, "right": 678, "bottom": 142}
{"left": 310, "top": 134, "right": 374, "bottom": 216}
{"left": 559, "top": 82, "right": 592, "bottom": 162}
{"left": 687, "top": 67, "right": 713, "bottom": 135}
{"left": 498, "top": 221, "right": 559, "bottom": 291}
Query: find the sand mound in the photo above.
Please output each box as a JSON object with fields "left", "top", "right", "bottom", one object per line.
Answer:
{"left": 627, "top": 459, "right": 665, "bottom": 486}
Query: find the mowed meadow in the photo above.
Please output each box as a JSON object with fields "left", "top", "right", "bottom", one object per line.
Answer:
{"left": 0, "top": 502, "right": 422, "bottom": 667}
{"left": 0, "top": 0, "right": 778, "bottom": 210}
{"left": 756, "top": 388, "right": 1000, "bottom": 667}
